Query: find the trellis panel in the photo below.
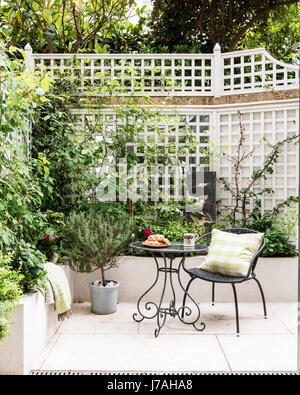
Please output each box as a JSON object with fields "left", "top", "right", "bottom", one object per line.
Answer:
{"left": 70, "top": 109, "right": 211, "bottom": 201}
{"left": 217, "top": 103, "right": 299, "bottom": 216}
{"left": 222, "top": 49, "right": 298, "bottom": 95}
{"left": 25, "top": 44, "right": 298, "bottom": 97}
{"left": 69, "top": 101, "right": 299, "bottom": 211}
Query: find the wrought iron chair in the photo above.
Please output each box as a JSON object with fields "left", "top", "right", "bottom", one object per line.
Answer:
{"left": 182, "top": 228, "right": 266, "bottom": 336}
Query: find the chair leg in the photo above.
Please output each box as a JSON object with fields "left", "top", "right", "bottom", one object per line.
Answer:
{"left": 181, "top": 277, "right": 195, "bottom": 318}
{"left": 231, "top": 284, "right": 240, "bottom": 337}
{"left": 253, "top": 277, "right": 267, "bottom": 318}
{"left": 212, "top": 282, "right": 215, "bottom": 306}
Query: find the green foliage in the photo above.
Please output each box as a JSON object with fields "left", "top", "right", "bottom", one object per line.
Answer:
{"left": 0, "top": 252, "right": 23, "bottom": 343}
{"left": 154, "top": 202, "right": 182, "bottom": 223}
{"left": 274, "top": 204, "right": 298, "bottom": 240}
{"left": 0, "top": 43, "right": 57, "bottom": 248}
{"left": 0, "top": 145, "right": 55, "bottom": 248}
{"left": 249, "top": 203, "right": 298, "bottom": 257}
{"left": 94, "top": 7, "right": 151, "bottom": 53}
{"left": 249, "top": 198, "right": 298, "bottom": 232}
{"left": 262, "top": 228, "right": 297, "bottom": 257}
{"left": 0, "top": 44, "right": 51, "bottom": 136}
{"left": 10, "top": 242, "right": 48, "bottom": 293}
{"left": 61, "top": 211, "right": 135, "bottom": 284}
{"left": 0, "top": 0, "right": 135, "bottom": 53}
{"left": 31, "top": 79, "right": 98, "bottom": 213}
{"left": 239, "top": 4, "right": 300, "bottom": 62}
{"left": 133, "top": 201, "right": 207, "bottom": 242}
{"left": 85, "top": 201, "right": 132, "bottom": 219}
{"left": 149, "top": 0, "right": 299, "bottom": 52}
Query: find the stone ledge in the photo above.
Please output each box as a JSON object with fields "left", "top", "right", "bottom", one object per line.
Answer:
{"left": 70, "top": 89, "right": 299, "bottom": 107}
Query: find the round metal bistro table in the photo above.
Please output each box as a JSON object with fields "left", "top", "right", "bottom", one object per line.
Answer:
{"left": 130, "top": 241, "right": 208, "bottom": 337}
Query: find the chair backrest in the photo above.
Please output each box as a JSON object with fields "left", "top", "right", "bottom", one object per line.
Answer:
{"left": 198, "top": 227, "right": 265, "bottom": 278}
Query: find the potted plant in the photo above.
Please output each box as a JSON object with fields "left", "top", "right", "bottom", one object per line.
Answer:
{"left": 61, "top": 211, "right": 134, "bottom": 314}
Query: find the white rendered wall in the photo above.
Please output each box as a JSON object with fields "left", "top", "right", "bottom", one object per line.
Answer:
{"left": 70, "top": 256, "right": 298, "bottom": 304}
{"left": 0, "top": 266, "right": 73, "bottom": 375}
{"left": 0, "top": 292, "right": 58, "bottom": 375}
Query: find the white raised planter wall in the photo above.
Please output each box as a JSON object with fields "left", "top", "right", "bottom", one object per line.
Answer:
{"left": 70, "top": 256, "right": 298, "bottom": 304}
{"left": 0, "top": 292, "right": 58, "bottom": 375}
{"left": 0, "top": 265, "right": 73, "bottom": 375}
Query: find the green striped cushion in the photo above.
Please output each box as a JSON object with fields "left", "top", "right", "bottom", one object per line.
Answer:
{"left": 198, "top": 229, "right": 264, "bottom": 277}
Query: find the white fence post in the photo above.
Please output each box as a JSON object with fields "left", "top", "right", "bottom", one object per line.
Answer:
{"left": 213, "top": 43, "right": 222, "bottom": 98}
{"left": 24, "top": 43, "right": 33, "bottom": 73}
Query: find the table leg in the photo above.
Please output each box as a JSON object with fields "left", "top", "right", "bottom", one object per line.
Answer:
{"left": 154, "top": 254, "right": 168, "bottom": 337}
{"left": 168, "top": 257, "right": 177, "bottom": 317}
{"left": 132, "top": 254, "right": 160, "bottom": 323}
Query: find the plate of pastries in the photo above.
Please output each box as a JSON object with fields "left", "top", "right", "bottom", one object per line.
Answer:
{"left": 143, "top": 234, "right": 170, "bottom": 248}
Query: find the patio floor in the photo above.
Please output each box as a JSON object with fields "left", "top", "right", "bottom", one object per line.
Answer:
{"left": 33, "top": 302, "right": 297, "bottom": 373}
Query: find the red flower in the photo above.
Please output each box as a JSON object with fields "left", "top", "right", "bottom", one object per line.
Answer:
{"left": 44, "top": 233, "right": 57, "bottom": 242}
{"left": 143, "top": 228, "right": 153, "bottom": 237}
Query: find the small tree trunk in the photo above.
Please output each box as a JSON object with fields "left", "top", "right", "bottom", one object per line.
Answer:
{"left": 232, "top": 197, "right": 239, "bottom": 227}
{"left": 242, "top": 197, "right": 247, "bottom": 227}
{"left": 100, "top": 266, "right": 107, "bottom": 287}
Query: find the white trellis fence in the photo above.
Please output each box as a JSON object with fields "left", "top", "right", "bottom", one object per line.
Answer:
{"left": 24, "top": 43, "right": 299, "bottom": 216}
{"left": 25, "top": 44, "right": 299, "bottom": 97}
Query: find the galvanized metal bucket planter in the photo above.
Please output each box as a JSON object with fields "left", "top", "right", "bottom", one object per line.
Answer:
{"left": 89, "top": 280, "right": 119, "bottom": 315}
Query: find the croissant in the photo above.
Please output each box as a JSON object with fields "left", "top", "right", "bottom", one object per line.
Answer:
{"left": 144, "top": 234, "right": 170, "bottom": 247}
{"left": 144, "top": 240, "right": 159, "bottom": 246}
{"left": 148, "top": 234, "right": 165, "bottom": 242}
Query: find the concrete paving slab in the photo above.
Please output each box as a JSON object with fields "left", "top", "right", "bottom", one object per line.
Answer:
{"left": 41, "top": 333, "right": 230, "bottom": 372}
{"left": 218, "top": 334, "right": 297, "bottom": 372}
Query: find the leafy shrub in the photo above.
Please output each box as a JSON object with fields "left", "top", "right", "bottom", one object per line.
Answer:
{"left": 61, "top": 211, "right": 135, "bottom": 286}
{"left": 0, "top": 252, "right": 23, "bottom": 343}
{"left": 154, "top": 202, "right": 183, "bottom": 222}
{"left": 262, "top": 228, "right": 297, "bottom": 257}
{"left": 11, "top": 242, "right": 48, "bottom": 293}
{"left": 274, "top": 204, "right": 298, "bottom": 240}
{"left": 86, "top": 201, "right": 132, "bottom": 220}
{"left": 249, "top": 203, "right": 298, "bottom": 257}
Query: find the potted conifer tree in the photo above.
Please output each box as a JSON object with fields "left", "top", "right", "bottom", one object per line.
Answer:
{"left": 61, "top": 211, "right": 134, "bottom": 314}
